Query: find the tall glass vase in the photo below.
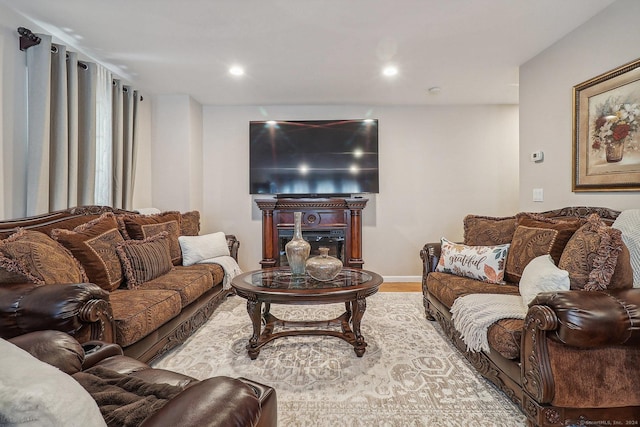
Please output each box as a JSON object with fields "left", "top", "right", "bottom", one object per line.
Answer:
{"left": 285, "top": 212, "right": 311, "bottom": 275}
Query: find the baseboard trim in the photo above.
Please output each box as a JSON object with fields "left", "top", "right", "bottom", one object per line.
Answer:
{"left": 382, "top": 276, "right": 421, "bottom": 283}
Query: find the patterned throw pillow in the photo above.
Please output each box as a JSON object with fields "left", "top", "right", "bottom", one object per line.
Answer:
{"left": 436, "top": 237, "right": 510, "bottom": 284}
{"left": 463, "top": 215, "right": 518, "bottom": 246}
{"left": 504, "top": 214, "right": 581, "bottom": 283}
{"left": 117, "top": 212, "right": 182, "bottom": 265}
{"left": 559, "top": 214, "right": 632, "bottom": 291}
{"left": 180, "top": 211, "right": 201, "bottom": 236}
{"left": 51, "top": 212, "right": 125, "bottom": 291}
{"left": 0, "top": 229, "right": 87, "bottom": 286}
{"left": 116, "top": 232, "right": 173, "bottom": 289}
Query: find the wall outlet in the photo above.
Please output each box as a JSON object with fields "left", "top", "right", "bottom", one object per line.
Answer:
{"left": 533, "top": 188, "right": 544, "bottom": 202}
{"left": 530, "top": 151, "right": 544, "bottom": 162}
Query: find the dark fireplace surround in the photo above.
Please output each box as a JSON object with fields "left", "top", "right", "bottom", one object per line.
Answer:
{"left": 255, "top": 198, "right": 368, "bottom": 269}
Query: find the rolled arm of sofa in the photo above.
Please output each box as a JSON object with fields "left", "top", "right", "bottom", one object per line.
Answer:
{"left": 419, "top": 242, "right": 441, "bottom": 276}
{"left": 226, "top": 234, "right": 240, "bottom": 261}
{"left": 0, "top": 282, "right": 114, "bottom": 343}
{"left": 140, "top": 376, "right": 268, "bottom": 427}
{"left": 522, "top": 289, "right": 640, "bottom": 405}
{"left": 531, "top": 288, "right": 640, "bottom": 347}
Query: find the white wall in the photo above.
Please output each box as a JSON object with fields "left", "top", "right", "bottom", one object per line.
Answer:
{"left": 520, "top": 0, "right": 640, "bottom": 212}
{"left": 150, "top": 94, "right": 204, "bottom": 213}
{"left": 197, "top": 104, "right": 519, "bottom": 278}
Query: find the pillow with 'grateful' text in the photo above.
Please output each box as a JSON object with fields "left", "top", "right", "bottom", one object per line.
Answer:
{"left": 436, "top": 237, "right": 510, "bottom": 284}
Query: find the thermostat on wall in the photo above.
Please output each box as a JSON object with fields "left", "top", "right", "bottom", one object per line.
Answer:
{"left": 530, "top": 151, "right": 544, "bottom": 163}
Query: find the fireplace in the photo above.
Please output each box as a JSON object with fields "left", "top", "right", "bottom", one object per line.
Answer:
{"left": 278, "top": 229, "right": 346, "bottom": 267}
{"left": 255, "top": 197, "right": 368, "bottom": 268}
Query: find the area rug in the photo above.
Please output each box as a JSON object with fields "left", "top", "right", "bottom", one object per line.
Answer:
{"left": 152, "top": 292, "right": 527, "bottom": 426}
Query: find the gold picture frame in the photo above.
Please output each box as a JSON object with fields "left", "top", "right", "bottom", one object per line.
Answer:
{"left": 573, "top": 58, "right": 640, "bottom": 192}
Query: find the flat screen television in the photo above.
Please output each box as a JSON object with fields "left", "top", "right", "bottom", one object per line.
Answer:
{"left": 249, "top": 119, "right": 379, "bottom": 197}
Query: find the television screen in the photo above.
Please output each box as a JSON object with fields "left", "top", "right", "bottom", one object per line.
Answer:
{"left": 249, "top": 119, "right": 379, "bottom": 196}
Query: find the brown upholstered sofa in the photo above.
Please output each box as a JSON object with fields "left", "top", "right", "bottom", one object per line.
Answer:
{"left": 4, "top": 329, "right": 276, "bottom": 426}
{"left": 421, "top": 207, "right": 640, "bottom": 427}
{"left": 0, "top": 206, "right": 239, "bottom": 363}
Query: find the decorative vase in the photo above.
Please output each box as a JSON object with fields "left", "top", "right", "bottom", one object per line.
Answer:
{"left": 285, "top": 212, "right": 310, "bottom": 275}
{"left": 305, "top": 247, "right": 343, "bottom": 281}
{"left": 606, "top": 141, "right": 625, "bottom": 163}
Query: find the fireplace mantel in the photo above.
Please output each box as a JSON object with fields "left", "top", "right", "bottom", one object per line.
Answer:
{"left": 255, "top": 197, "right": 368, "bottom": 269}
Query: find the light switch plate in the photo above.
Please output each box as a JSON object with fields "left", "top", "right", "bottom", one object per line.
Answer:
{"left": 533, "top": 188, "right": 544, "bottom": 202}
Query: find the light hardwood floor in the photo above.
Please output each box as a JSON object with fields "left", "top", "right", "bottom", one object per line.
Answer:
{"left": 379, "top": 282, "right": 421, "bottom": 292}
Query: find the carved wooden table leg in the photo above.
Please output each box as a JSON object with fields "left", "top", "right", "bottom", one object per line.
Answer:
{"left": 351, "top": 297, "right": 367, "bottom": 357}
{"left": 246, "top": 298, "right": 263, "bottom": 360}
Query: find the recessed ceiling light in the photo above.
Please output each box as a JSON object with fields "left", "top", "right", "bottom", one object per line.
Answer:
{"left": 382, "top": 66, "right": 398, "bottom": 77}
{"left": 229, "top": 66, "right": 245, "bottom": 76}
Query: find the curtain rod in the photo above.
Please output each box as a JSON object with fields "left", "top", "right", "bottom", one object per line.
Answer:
{"left": 17, "top": 27, "right": 41, "bottom": 51}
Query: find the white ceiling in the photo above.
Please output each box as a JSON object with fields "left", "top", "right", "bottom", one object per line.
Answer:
{"left": 3, "top": 0, "right": 616, "bottom": 106}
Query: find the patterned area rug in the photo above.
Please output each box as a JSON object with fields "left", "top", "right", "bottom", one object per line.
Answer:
{"left": 152, "top": 292, "right": 527, "bottom": 426}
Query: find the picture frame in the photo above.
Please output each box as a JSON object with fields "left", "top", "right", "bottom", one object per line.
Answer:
{"left": 573, "top": 58, "right": 640, "bottom": 192}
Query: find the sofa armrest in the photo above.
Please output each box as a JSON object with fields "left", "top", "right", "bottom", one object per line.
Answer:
{"left": 531, "top": 288, "right": 640, "bottom": 347}
{"left": 226, "top": 234, "right": 240, "bottom": 261}
{"left": 140, "top": 377, "right": 264, "bottom": 427}
{"left": 0, "top": 282, "right": 114, "bottom": 343}
{"left": 81, "top": 340, "right": 124, "bottom": 369}
{"left": 8, "top": 330, "right": 84, "bottom": 374}
{"left": 522, "top": 288, "right": 640, "bottom": 405}
{"left": 420, "top": 242, "right": 441, "bottom": 277}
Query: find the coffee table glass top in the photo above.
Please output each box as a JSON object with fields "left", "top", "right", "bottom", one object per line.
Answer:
{"left": 243, "top": 268, "right": 373, "bottom": 290}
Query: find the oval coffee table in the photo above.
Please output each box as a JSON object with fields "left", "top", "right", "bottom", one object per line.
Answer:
{"left": 231, "top": 267, "right": 383, "bottom": 359}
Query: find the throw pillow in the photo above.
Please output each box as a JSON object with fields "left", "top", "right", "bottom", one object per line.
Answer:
{"left": 118, "top": 212, "right": 182, "bottom": 265}
{"left": 463, "top": 214, "right": 518, "bottom": 246}
{"left": 116, "top": 232, "right": 173, "bottom": 289}
{"left": 436, "top": 237, "right": 510, "bottom": 284}
{"left": 504, "top": 214, "right": 581, "bottom": 283}
{"left": 51, "top": 212, "right": 125, "bottom": 291}
{"left": 612, "top": 209, "right": 640, "bottom": 287}
{"left": 559, "top": 213, "right": 631, "bottom": 291}
{"left": 178, "top": 232, "right": 230, "bottom": 267}
{"left": 0, "top": 338, "right": 106, "bottom": 427}
{"left": 519, "top": 255, "right": 570, "bottom": 306}
{"left": 0, "top": 229, "right": 87, "bottom": 286}
{"left": 180, "top": 211, "right": 201, "bottom": 236}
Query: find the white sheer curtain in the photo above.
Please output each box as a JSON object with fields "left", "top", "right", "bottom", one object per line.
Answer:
{"left": 94, "top": 65, "right": 113, "bottom": 205}
{"left": 24, "top": 32, "right": 139, "bottom": 215}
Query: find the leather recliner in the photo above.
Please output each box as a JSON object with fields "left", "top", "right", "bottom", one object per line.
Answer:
{"left": 8, "top": 330, "right": 277, "bottom": 427}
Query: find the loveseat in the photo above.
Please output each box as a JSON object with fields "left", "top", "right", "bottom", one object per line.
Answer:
{"left": 1, "top": 329, "right": 277, "bottom": 426}
{"left": 0, "top": 206, "right": 240, "bottom": 362}
{"left": 421, "top": 207, "right": 640, "bottom": 427}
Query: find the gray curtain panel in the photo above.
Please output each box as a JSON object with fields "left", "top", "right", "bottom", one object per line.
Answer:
{"left": 24, "top": 33, "right": 140, "bottom": 215}
{"left": 111, "top": 82, "right": 139, "bottom": 210}
{"left": 112, "top": 79, "right": 124, "bottom": 208}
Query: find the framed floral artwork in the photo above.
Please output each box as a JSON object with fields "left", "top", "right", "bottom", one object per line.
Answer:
{"left": 573, "top": 58, "right": 640, "bottom": 191}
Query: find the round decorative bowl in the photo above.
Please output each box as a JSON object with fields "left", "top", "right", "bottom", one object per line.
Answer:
{"left": 305, "top": 247, "right": 343, "bottom": 281}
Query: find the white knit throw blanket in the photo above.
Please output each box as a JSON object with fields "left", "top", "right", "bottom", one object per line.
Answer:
{"left": 197, "top": 255, "right": 243, "bottom": 290}
{"left": 450, "top": 293, "right": 527, "bottom": 353}
{"left": 613, "top": 209, "right": 640, "bottom": 288}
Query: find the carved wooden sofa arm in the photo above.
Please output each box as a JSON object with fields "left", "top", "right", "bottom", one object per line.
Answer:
{"left": 419, "top": 242, "right": 441, "bottom": 277}
{"left": 522, "top": 288, "right": 640, "bottom": 407}
{"left": 420, "top": 242, "right": 442, "bottom": 320}
{"left": 0, "top": 282, "right": 114, "bottom": 344}
{"left": 226, "top": 234, "right": 240, "bottom": 261}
